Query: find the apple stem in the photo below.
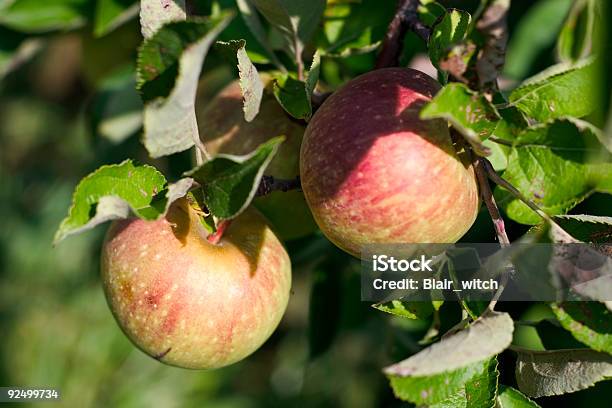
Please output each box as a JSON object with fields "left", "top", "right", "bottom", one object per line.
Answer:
{"left": 207, "top": 219, "right": 232, "bottom": 245}
{"left": 376, "top": 0, "right": 431, "bottom": 69}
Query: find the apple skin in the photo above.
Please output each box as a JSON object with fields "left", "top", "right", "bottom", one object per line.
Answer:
{"left": 198, "top": 79, "right": 317, "bottom": 240}
{"left": 300, "top": 68, "right": 479, "bottom": 257}
{"left": 101, "top": 199, "right": 291, "bottom": 369}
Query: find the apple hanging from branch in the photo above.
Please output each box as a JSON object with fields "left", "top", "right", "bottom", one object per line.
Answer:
{"left": 197, "top": 79, "right": 317, "bottom": 240}
{"left": 300, "top": 68, "right": 480, "bottom": 257}
{"left": 101, "top": 198, "right": 292, "bottom": 369}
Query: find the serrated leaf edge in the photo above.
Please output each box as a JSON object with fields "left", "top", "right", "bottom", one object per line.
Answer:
{"left": 185, "top": 136, "right": 284, "bottom": 220}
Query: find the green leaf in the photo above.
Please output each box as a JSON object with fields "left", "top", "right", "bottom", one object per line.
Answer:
{"left": 139, "top": 0, "right": 186, "bottom": 39}
{"left": 497, "top": 386, "right": 541, "bottom": 408}
{"left": 482, "top": 139, "right": 509, "bottom": 171}
{"left": 515, "top": 348, "right": 612, "bottom": 397}
{"left": 136, "top": 14, "right": 233, "bottom": 158}
{"left": 460, "top": 357, "right": 499, "bottom": 408}
{"left": 305, "top": 50, "right": 320, "bottom": 98}
{"left": 417, "top": 0, "right": 446, "bottom": 27}
{"left": 551, "top": 302, "right": 612, "bottom": 355}
{"left": 94, "top": 0, "right": 138, "bottom": 38}
{"left": 0, "top": 0, "right": 91, "bottom": 33}
{"left": 385, "top": 312, "right": 513, "bottom": 377}
{"left": 504, "top": 0, "right": 573, "bottom": 79}
{"left": 495, "top": 119, "right": 609, "bottom": 225}
{"left": 428, "top": 8, "right": 471, "bottom": 70}
{"left": 185, "top": 136, "right": 283, "bottom": 220}
{"left": 320, "top": 40, "right": 380, "bottom": 58}
{"left": 557, "top": 0, "right": 598, "bottom": 62}
{"left": 250, "top": 0, "right": 325, "bottom": 61}
{"left": 271, "top": 52, "right": 319, "bottom": 119}
{"left": 372, "top": 301, "right": 434, "bottom": 320}
{"left": 429, "top": 358, "right": 499, "bottom": 408}
{"left": 485, "top": 106, "right": 529, "bottom": 171}
{"left": 508, "top": 58, "right": 597, "bottom": 122}
{"left": 553, "top": 215, "right": 612, "bottom": 243}
{"left": 272, "top": 74, "right": 310, "bottom": 120}
{"left": 54, "top": 160, "right": 193, "bottom": 244}
{"left": 421, "top": 83, "right": 501, "bottom": 156}
{"left": 493, "top": 105, "right": 530, "bottom": 142}
{"left": 214, "top": 40, "right": 264, "bottom": 122}
{"left": 389, "top": 358, "right": 498, "bottom": 406}
{"left": 309, "top": 257, "right": 342, "bottom": 359}
{"left": 318, "top": 0, "right": 391, "bottom": 59}
{"left": 589, "top": 162, "right": 612, "bottom": 194}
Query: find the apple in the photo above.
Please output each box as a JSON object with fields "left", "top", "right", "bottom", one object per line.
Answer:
{"left": 198, "top": 79, "right": 317, "bottom": 240}
{"left": 101, "top": 198, "right": 292, "bottom": 369}
{"left": 300, "top": 68, "right": 479, "bottom": 257}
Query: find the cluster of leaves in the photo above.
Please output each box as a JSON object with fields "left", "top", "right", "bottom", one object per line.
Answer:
{"left": 48, "top": 0, "right": 387, "bottom": 242}
{"left": 374, "top": 0, "right": 612, "bottom": 406}
{"left": 3, "top": 0, "right": 611, "bottom": 406}
{"left": 49, "top": 0, "right": 324, "bottom": 242}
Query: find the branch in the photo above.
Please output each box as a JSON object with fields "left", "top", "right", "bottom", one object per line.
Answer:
{"left": 185, "top": 0, "right": 197, "bottom": 15}
{"left": 481, "top": 158, "right": 551, "bottom": 224}
{"left": 295, "top": 40, "right": 305, "bottom": 81}
{"left": 255, "top": 175, "right": 301, "bottom": 196}
{"left": 375, "top": 0, "right": 431, "bottom": 69}
{"left": 481, "top": 158, "right": 579, "bottom": 244}
{"left": 473, "top": 156, "right": 511, "bottom": 310}
{"left": 190, "top": 175, "right": 301, "bottom": 199}
{"left": 474, "top": 158, "right": 510, "bottom": 246}
{"left": 487, "top": 136, "right": 513, "bottom": 147}
{"left": 474, "top": 0, "right": 510, "bottom": 95}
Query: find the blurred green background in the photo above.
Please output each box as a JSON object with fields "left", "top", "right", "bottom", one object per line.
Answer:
{"left": 1, "top": 0, "right": 611, "bottom": 407}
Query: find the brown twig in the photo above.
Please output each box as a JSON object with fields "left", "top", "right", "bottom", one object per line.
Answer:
{"left": 474, "top": 0, "right": 510, "bottom": 95}
{"left": 190, "top": 175, "right": 301, "bottom": 198}
{"left": 255, "top": 175, "right": 301, "bottom": 196}
{"left": 474, "top": 158, "right": 510, "bottom": 246}
{"left": 185, "top": 0, "right": 197, "bottom": 15}
{"left": 481, "top": 158, "right": 551, "bottom": 223}
{"left": 487, "top": 136, "right": 513, "bottom": 147}
{"left": 375, "top": 0, "right": 431, "bottom": 69}
{"left": 466, "top": 1, "right": 511, "bottom": 308}
{"left": 473, "top": 156, "right": 511, "bottom": 310}
{"left": 481, "top": 158, "right": 579, "bottom": 244}
{"left": 295, "top": 40, "right": 305, "bottom": 81}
